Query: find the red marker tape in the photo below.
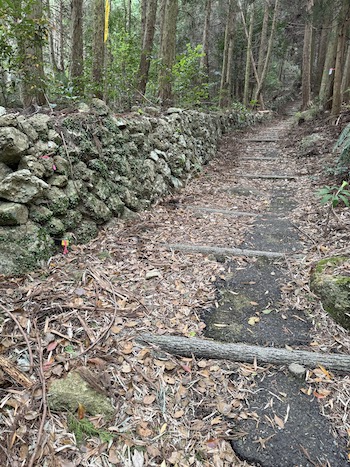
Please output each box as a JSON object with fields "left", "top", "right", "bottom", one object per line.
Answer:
{"left": 61, "top": 239, "right": 69, "bottom": 255}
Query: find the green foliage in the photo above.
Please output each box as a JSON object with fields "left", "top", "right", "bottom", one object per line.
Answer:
{"left": 317, "top": 181, "right": 350, "bottom": 208}
{"left": 172, "top": 44, "right": 209, "bottom": 107}
{"left": 333, "top": 123, "right": 350, "bottom": 177}
{"left": 67, "top": 414, "right": 114, "bottom": 445}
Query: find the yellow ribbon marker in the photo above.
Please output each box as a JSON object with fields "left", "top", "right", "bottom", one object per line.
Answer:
{"left": 104, "top": 0, "right": 110, "bottom": 42}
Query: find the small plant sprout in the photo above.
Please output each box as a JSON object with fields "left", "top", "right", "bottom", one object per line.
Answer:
{"left": 317, "top": 181, "right": 350, "bottom": 208}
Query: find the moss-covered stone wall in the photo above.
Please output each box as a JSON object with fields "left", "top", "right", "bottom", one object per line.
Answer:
{"left": 0, "top": 99, "right": 265, "bottom": 275}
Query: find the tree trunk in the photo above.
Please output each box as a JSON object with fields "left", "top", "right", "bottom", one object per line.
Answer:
{"left": 318, "top": 23, "right": 338, "bottom": 110}
{"left": 137, "top": 0, "right": 157, "bottom": 96}
{"left": 158, "top": 0, "right": 178, "bottom": 107}
{"left": 254, "top": 0, "right": 269, "bottom": 104}
{"left": 200, "top": 0, "right": 212, "bottom": 79}
{"left": 92, "top": 0, "right": 105, "bottom": 99}
{"left": 341, "top": 41, "right": 350, "bottom": 103}
{"left": 46, "top": 0, "right": 60, "bottom": 74}
{"left": 219, "top": 0, "right": 235, "bottom": 108}
{"left": 70, "top": 0, "right": 84, "bottom": 94}
{"left": 313, "top": 18, "right": 330, "bottom": 95}
{"left": 137, "top": 334, "right": 350, "bottom": 373}
{"left": 301, "top": 0, "right": 314, "bottom": 110}
{"left": 243, "top": 2, "right": 254, "bottom": 107}
{"left": 59, "top": 0, "right": 65, "bottom": 71}
{"left": 331, "top": 0, "right": 350, "bottom": 117}
{"left": 20, "top": 0, "right": 46, "bottom": 108}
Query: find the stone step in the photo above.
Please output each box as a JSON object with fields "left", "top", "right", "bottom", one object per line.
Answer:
{"left": 238, "top": 174, "right": 297, "bottom": 180}
{"left": 187, "top": 206, "right": 262, "bottom": 217}
{"left": 165, "top": 243, "right": 287, "bottom": 258}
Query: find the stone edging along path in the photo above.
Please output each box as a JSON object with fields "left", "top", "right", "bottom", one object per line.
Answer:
{"left": 139, "top": 115, "right": 349, "bottom": 466}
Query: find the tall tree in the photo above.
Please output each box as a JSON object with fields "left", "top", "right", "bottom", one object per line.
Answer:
{"left": 200, "top": 0, "right": 212, "bottom": 79}
{"left": 158, "top": 0, "right": 178, "bottom": 107}
{"left": 70, "top": 0, "right": 84, "bottom": 94}
{"left": 243, "top": 2, "right": 254, "bottom": 107}
{"left": 219, "top": 0, "right": 236, "bottom": 108}
{"left": 331, "top": 0, "right": 350, "bottom": 117}
{"left": 301, "top": 0, "right": 314, "bottom": 110}
{"left": 137, "top": 0, "right": 157, "bottom": 96}
{"left": 20, "top": 0, "right": 47, "bottom": 107}
{"left": 92, "top": 0, "right": 105, "bottom": 99}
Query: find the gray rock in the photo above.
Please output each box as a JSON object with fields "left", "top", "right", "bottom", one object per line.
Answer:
{"left": 0, "top": 114, "right": 18, "bottom": 127}
{"left": 0, "top": 222, "right": 54, "bottom": 275}
{"left": 27, "top": 114, "right": 51, "bottom": 135}
{"left": 91, "top": 98, "right": 109, "bottom": 116}
{"left": 0, "top": 170, "right": 48, "bottom": 203}
{"left": 46, "top": 217, "right": 65, "bottom": 235}
{"left": 0, "top": 162, "right": 12, "bottom": 181}
{"left": 31, "top": 140, "right": 58, "bottom": 156}
{"left": 288, "top": 363, "right": 306, "bottom": 378}
{"left": 74, "top": 219, "right": 98, "bottom": 243}
{"left": 81, "top": 193, "right": 112, "bottom": 223}
{"left": 29, "top": 205, "right": 53, "bottom": 223}
{"left": 61, "top": 210, "right": 82, "bottom": 230}
{"left": 53, "top": 156, "right": 69, "bottom": 175}
{"left": 45, "top": 186, "right": 69, "bottom": 214}
{"left": 18, "top": 155, "right": 46, "bottom": 178}
{"left": 17, "top": 118, "right": 39, "bottom": 141}
{"left": 310, "top": 257, "right": 350, "bottom": 330}
{"left": 77, "top": 102, "right": 90, "bottom": 113}
{"left": 64, "top": 180, "right": 83, "bottom": 207}
{"left": 144, "top": 106, "right": 160, "bottom": 116}
{"left": 0, "top": 201, "right": 29, "bottom": 225}
{"left": 0, "top": 127, "right": 29, "bottom": 165}
{"left": 107, "top": 194, "right": 125, "bottom": 215}
{"left": 48, "top": 129, "right": 61, "bottom": 143}
{"left": 0, "top": 107, "right": 6, "bottom": 117}
{"left": 48, "top": 370, "right": 114, "bottom": 419}
{"left": 47, "top": 174, "right": 68, "bottom": 188}
{"left": 166, "top": 107, "right": 183, "bottom": 114}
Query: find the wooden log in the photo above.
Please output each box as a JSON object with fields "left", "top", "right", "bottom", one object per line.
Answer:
{"left": 187, "top": 206, "right": 262, "bottom": 217}
{"left": 238, "top": 174, "right": 296, "bottom": 180}
{"left": 137, "top": 334, "right": 350, "bottom": 373}
{"left": 0, "top": 355, "right": 33, "bottom": 388}
{"left": 164, "top": 243, "right": 286, "bottom": 258}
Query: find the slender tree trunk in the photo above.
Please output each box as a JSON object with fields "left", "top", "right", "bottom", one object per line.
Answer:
{"left": 92, "top": 0, "right": 105, "bottom": 99}
{"left": 314, "top": 19, "right": 329, "bottom": 94}
{"left": 331, "top": 0, "right": 350, "bottom": 117}
{"left": 200, "top": 0, "right": 212, "bottom": 79}
{"left": 59, "top": 0, "right": 65, "bottom": 71}
{"left": 255, "top": 0, "right": 269, "bottom": 100}
{"left": 20, "top": 0, "right": 46, "bottom": 107}
{"left": 158, "top": 0, "right": 178, "bottom": 107}
{"left": 137, "top": 0, "right": 157, "bottom": 96}
{"left": 254, "top": 0, "right": 279, "bottom": 107}
{"left": 243, "top": 2, "right": 254, "bottom": 107}
{"left": 70, "top": 0, "right": 84, "bottom": 94}
{"left": 219, "top": 0, "right": 235, "bottom": 108}
{"left": 341, "top": 41, "right": 350, "bottom": 103}
{"left": 301, "top": 0, "right": 314, "bottom": 110}
{"left": 319, "top": 23, "right": 338, "bottom": 110}
{"left": 46, "top": 0, "right": 60, "bottom": 74}
{"left": 128, "top": 0, "right": 132, "bottom": 34}
{"left": 159, "top": 0, "right": 167, "bottom": 54}
{"left": 141, "top": 0, "right": 147, "bottom": 40}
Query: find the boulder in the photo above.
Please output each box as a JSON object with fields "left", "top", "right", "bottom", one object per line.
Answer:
{"left": 80, "top": 193, "right": 112, "bottom": 223}
{"left": 48, "top": 370, "right": 114, "bottom": 419}
{"left": 0, "top": 202, "right": 29, "bottom": 225}
{"left": 18, "top": 155, "right": 46, "bottom": 178}
{"left": 310, "top": 257, "right": 350, "bottom": 330}
{"left": 0, "top": 170, "right": 48, "bottom": 203}
{"left": 0, "top": 127, "right": 29, "bottom": 165}
{"left": 27, "top": 114, "right": 51, "bottom": 136}
{"left": 0, "top": 162, "right": 12, "bottom": 181}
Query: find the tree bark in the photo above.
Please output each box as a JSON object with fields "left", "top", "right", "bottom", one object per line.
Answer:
{"left": 200, "top": 0, "right": 212, "bottom": 79}
{"left": 301, "top": 0, "right": 314, "bottom": 110}
{"left": 243, "top": 2, "right": 255, "bottom": 107}
{"left": 137, "top": 0, "right": 157, "bottom": 96}
{"left": 137, "top": 334, "right": 350, "bottom": 373}
{"left": 254, "top": 0, "right": 279, "bottom": 108}
{"left": 158, "top": 0, "right": 178, "bottom": 107}
{"left": 20, "top": 0, "right": 46, "bottom": 108}
{"left": 341, "top": 41, "right": 350, "bottom": 103}
{"left": 331, "top": 0, "right": 350, "bottom": 117}
{"left": 92, "top": 0, "right": 105, "bottom": 99}
{"left": 70, "top": 0, "right": 84, "bottom": 94}
{"left": 318, "top": 22, "right": 338, "bottom": 110}
{"left": 219, "top": 0, "right": 236, "bottom": 108}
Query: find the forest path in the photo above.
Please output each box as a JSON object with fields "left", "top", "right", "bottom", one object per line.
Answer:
{"left": 2, "top": 111, "right": 349, "bottom": 466}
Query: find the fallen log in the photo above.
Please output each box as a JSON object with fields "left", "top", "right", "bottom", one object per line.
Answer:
{"left": 136, "top": 334, "right": 350, "bottom": 373}
{"left": 238, "top": 174, "right": 296, "bottom": 180}
{"left": 165, "top": 243, "right": 286, "bottom": 258}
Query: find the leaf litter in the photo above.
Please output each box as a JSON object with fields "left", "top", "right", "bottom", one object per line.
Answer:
{"left": 0, "top": 114, "right": 349, "bottom": 465}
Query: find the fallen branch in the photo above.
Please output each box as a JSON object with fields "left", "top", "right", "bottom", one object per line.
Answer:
{"left": 137, "top": 334, "right": 350, "bottom": 373}
{"left": 238, "top": 174, "right": 296, "bottom": 180}
{"left": 165, "top": 243, "right": 286, "bottom": 258}
{"left": 0, "top": 356, "right": 33, "bottom": 388}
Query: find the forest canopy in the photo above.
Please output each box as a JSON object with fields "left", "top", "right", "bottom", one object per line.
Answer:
{"left": 0, "top": 0, "right": 349, "bottom": 115}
